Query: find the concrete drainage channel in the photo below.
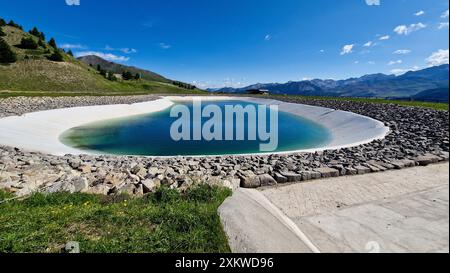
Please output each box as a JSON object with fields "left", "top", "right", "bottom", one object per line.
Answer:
{"left": 219, "top": 163, "right": 449, "bottom": 253}
{"left": 219, "top": 188, "right": 321, "bottom": 253}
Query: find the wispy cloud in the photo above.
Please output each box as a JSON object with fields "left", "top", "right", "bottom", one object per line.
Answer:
{"left": 159, "top": 43, "right": 172, "bottom": 49}
{"left": 393, "top": 49, "right": 411, "bottom": 55}
{"left": 388, "top": 60, "right": 402, "bottom": 65}
{"left": 340, "top": 44, "right": 354, "bottom": 55}
{"left": 426, "top": 49, "right": 449, "bottom": 66}
{"left": 390, "top": 68, "right": 409, "bottom": 75}
{"left": 365, "top": 0, "right": 380, "bottom": 6}
{"left": 438, "top": 22, "right": 449, "bottom": 29}
{"left": 414, "top": 10, "right": 425, "bottom": 16}
{"left": 442, "top": 10, "right": 449, "bottom": 19}
{"left": 264, "top": 34, "right": 272, "bottom": 41}
{"left": 75, "top": 51, "right": 130, "bottom": 62}
{"left": 121, "top": 48, "right": 138, "bottom": 54}
{"left": 105, "top": 45, "right": 137, "bottom": 54}
{"left": 363, "top": 41, "right": 373, "bottom": 47}
{"left": 60, "top": 43, "right": 87, "bottom": 50}
{"left": 390, "top": 66, "right": 420, "bottom": 75}
{"left": 394, "top": 23, "right": 426, "bottom": 35}
{"left": 379, "top": 35, "right": 390, "bottom": 40}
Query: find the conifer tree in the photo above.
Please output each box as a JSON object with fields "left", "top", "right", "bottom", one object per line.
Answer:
{"left": 0, "top": 38, "right": 17, "bottom": 63}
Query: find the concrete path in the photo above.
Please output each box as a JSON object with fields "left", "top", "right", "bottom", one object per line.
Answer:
{"left": 219, "top": 163, "right": 449, "bottom": 253}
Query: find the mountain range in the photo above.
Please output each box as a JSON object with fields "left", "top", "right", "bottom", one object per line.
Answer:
{"left": 209, "top": 65, "right": 449, "bottom": 102}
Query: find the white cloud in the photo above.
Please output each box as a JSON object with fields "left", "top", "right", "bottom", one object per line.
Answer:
{"left": 426, "top": 49, "right": 449, "bottom": 66}
{"left": 319, "top": 49, "right": 325, "bottom": 53}
{"left": 414, "top": 10, "right": 425, "bottom": 16}
{"left": 390, "top": 68, "right": 409, "bottom": 75}
{"left": 264, "top": 34, "right": 272, "bottom": 41}
{"left": 120, "top": 48, "right": 137, "bottom": 54}
{"left": 75, "top": 51, "right": 130, "bottom": 62}
{"left": 442, "top": 10, "right": 449, "bottom": 19}
{"left": 159, "top": 43, "right": 171, "bottom": 49}
{"left": 363, "top": 41, "right": 373, "bottom": 47}
{"left": 393, "top": 49, "right": 411, "bottom": 55}
{"left": 60, "top": 43, "right": 86, "bottom": 50}
{"left": 340, "top": 44, "right": 354, "bottom": 55}
{"left": 367, "top": 61, "right": 375, "bottom": 65}
{"left": 438, "top": 22, "right": 449, "bottom": 29}
{"left": 354, "top": 61, "right": 360, "bottom": 64}
{"left": 379, "top": 35, "right": 390, "bottom": 40}
{"left": 365, "top": 0, "right": 380, "bottom": 6}
{"left": 105, "top": 45, "right": 137, "bottom": 54}
{"left": 388, "top": 60, "right": 402, "bottom": 65}
{"left": 394, "top": 23, "right": 426, "bottom": 35}
{"left": 390, "top": 66, "right": 420, "bottom": 75}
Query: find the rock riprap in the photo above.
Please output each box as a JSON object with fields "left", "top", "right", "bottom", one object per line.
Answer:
{"left": 0, "top": 95, "right": 448, "bottom": 196}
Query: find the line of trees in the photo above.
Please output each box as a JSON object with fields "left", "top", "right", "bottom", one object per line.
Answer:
{"left": 28, "top": 27, "right": 45, "bottom": 41}
{"left": 6, "top": 20, "right": 23, "bottom": 30}
{"left": 122, "top": 71, "right": 141, "bottom": 81}
{"left": 172, "top": 81, "right": 197, "bottom": 90}
{"left": 95, "top": 65, "right": 118, "bottom": 81}
{"left": 94, "top": 65, "right": 143, "bottom": 82}
{"left": 0, "top": 17, "right": 66, "bottom": 63}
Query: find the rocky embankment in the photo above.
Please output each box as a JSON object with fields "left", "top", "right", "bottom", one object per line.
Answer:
{"left": 0, "top": 95, "right": 448, "bottom": 197}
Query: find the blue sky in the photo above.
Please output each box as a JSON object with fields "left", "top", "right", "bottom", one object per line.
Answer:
{"left": 1, "top": 0, "right": 448, "bottom": 88}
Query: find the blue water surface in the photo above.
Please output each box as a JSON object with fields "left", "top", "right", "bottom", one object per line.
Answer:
{"left": 60, "top": 100, "right": 331, "bottom": 156}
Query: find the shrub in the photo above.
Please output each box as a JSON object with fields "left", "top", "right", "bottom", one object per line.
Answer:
{"left": 67, "top": 49, "right": 73, "bottom": 57}
{"left": 135, "top": 73, "right": 141, "bottom": 80}
{"left": 0, "top": 18, "right": 6, "bottom": 26}
{"left": 19, "top": 37, "right": 38, "bottom": 49}
{"left": 108, "top": 72, "right": 117, "bottom": 81}
{"left": 0, "top": 27, "right": 5, "bottom": 37}
{"left": 47, "top": 50, "right": 64, "bottom": 62}
{"left": 122, "top": 71, "right": 134, "bottom": 80}
{"left": 0, "top": 38, "right": 17, "bottom": 63}
{"left": 99, "top": 69, "right": 107, "bottom": 77}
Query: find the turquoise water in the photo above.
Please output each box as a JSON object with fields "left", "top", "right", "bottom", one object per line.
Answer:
{"left": 60, "top": 100, "right": 331, "bottom": 156}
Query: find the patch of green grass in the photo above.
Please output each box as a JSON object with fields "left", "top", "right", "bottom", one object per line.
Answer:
{"left": 0, "top": 185, "right": 232, "bottom": 253}
{"left": 271, "top": 94, "right": 449, "bottom": 111}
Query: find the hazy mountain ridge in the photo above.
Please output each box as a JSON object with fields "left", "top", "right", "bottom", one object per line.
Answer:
{"left": 210, "top": 65, "right": 449, "bottom": 101}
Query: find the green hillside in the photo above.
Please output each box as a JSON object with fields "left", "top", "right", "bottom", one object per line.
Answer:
{"left": 0, "top": 23, "right": 203, "bottom": 96}
{"left": 77, "top": 55, "right": 170, "bottom": 83}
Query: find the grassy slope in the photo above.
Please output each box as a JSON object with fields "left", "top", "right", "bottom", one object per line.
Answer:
{"left": 0, "top": 26, "right": 203, "bottom": 94}
{"left": 0, "top": 185, "right": 231, "bottom": 253}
